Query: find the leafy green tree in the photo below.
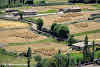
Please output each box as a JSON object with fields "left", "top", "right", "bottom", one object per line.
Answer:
{"left": 56, "top": 24, "right": 69, "bottom": 39}
{"left": 51, "top": 23, "right": 57, "bottom": 32}
{"left": 26, "top": 47, "right": 32, "bottom": 67}
{"left": 51, "top": 23, "right": 70, "bottom": 39}
{"left": 36, "top": 18, "right": 43, "bottom": 31}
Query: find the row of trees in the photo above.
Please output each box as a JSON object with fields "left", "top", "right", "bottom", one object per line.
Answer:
{"left": 25, "top": 48, "right": 76, "bottom": 67}
{"left": 68, "top": 0, "right": 100, "bottom": 3}
{"left": 83, "top": 35, "right": 95, "bottom": 63}
{"left": 25, "top": 36, "right": 96, "bottom": 67}
{"left": 0, "top": 0, "right": 46, "bottom": 8}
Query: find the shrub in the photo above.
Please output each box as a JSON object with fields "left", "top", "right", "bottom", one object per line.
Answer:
{"left": 34, "top": 55, "right": 42, "bottom": 62}
{"left": 36, "top": 18, "right": 44, "bottom": 30}
{"left": 51, "top": 23, "right": 70, "bottom": 39}
{"left": 18, "top": 11, "right": 24, "bottom": 20}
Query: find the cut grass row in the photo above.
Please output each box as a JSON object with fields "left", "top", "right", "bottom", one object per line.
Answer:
{"left": 8, "top": 29, "right": 100, "bottom": 46}
{"left": 8, "top": 37, "right": 57, "bottom": 46}
{"left": 72, "top": 29, "right": 100, "bottom": 37}
{"left": 39, "top": 9, "right": 57, "bottom": 14}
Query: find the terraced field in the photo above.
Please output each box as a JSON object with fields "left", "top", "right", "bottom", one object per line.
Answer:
{"left": 0, "top": 20, "right": 47, "bottom": 44}
{"left": 4, "top": 41, "right": 68, "bottom": 56}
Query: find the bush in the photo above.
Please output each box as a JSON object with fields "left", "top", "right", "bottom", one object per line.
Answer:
{"left": 51, "top": 23, "right": 70, "bottom": 39}
{"left": 36, "top": 18, "right": 44, "bottom": 30}
{"left": 70, "top": 53, "right": 84, "bottom": 64}
{"left": 95, "top": 51, "right": 100, "bottom": 59}
{"left": 34, "top": 55, "right": 42, "bottom": 62}
{"left": 0, "top": 48, "right": 17, "bottom": 57}
{"left": 18, "top": 11, "right": 24, "bottom": 20}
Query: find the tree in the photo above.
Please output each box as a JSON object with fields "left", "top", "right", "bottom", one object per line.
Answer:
{"left": 51, "top": 50, "right": 75, "bottom": 67}
{"left": 40, "top": 0, "right": 46, "bottom": 6}
{"left": 51, "top": 23, "right": 70, "bottom": 39}
{"left": 83, "top": 35, "right": 91, "bottom": 63}
{"left": 91, "top": 40, "right": 95, "bottom": 62}
{"left": 68, "top": 35, "right": 73, "bottom": 46}
{"left": 26, "top": 47, "right": 32, "bottom": 67}
{"left": 34, "top": 55, "right": 42, "bottom": 67}
{"left": 36, "top": 18, "right": 43, "bottom": 31}
{"left": 51, "top": 23, "right": 57, "bottom": 32}
{"left": 18, "top": 11, "right": 24, "bottom": 20}
{"left": 0, "top": 65, "right": 5, "bottom": 67}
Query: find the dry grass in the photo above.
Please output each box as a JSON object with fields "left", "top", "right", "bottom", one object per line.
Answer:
{"left": 69, "top": 22, "right": 100, "bottom": 34}
{"left": 37, "top": 12, "right": 89, "bottom": 27}
{"left": 4, "top": 42, "right": 68, "bottom": 56}
{"left": 0, "top": 29, "right": 47, "bottom": 44}
{"left": 74, "top": 32, "right": 100, "bottom": 42}
{"left": 0, "top": 19, "right": 29, "bottom": 28}
{"left": 0, "top": 19, "right": 47, "bottom": 43}
{"left": 14, "top": 4, "right": 96, "bottom": 12}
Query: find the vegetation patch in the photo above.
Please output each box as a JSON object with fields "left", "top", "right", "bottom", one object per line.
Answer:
{"left": 39, "top": 9, "right": 57, "bottom": 14}
{"left": 8, "top": 38, "right": 56, "bottom": 46}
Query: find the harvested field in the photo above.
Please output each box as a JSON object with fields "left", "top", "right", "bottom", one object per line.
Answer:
{"left": 13, "top": 5, "right": 96, "bottom": 12}
{"left": 4, "top": 42, "right": 68, "bottom": 56}
{"left": 0, "top": 19, "right": 29, "bottom": 28}
{"left": 74, "top": 32, "right": 100, "bottom": 42}
{"left": 0, "top": 29, "right": 47, "bottom": 44}
{"left": 37, "top": 12, "right": 89, "bottom": 27}
{"left": 0, "top": 19, "right": 47, "bottom": 43}
{"left": 69, "top": 22, "right": 100, "bottom": 34}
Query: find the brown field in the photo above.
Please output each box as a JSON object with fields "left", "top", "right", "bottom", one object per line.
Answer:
{"left": 0, "top": 19, "right": 47, "bottom": 44}
{"left": 69, "top": 22, "right": 100, "bottom": 34}
{"left": 0, "top": 19, "right": 29, "bottom": 29}
{"left": 0, "top": 29, "right": 47, "bottom": 44}
{"left": 74, "top": 32, "right": 100, "bottom": 42}
{"left": 37, "top": 12, "right": 89, "bottom": 27}
{"left": 4, "top": 42, "right": 68, "bottom": 56}
{"left": 14, "top": 4, "right": 96, "bottom": 12}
